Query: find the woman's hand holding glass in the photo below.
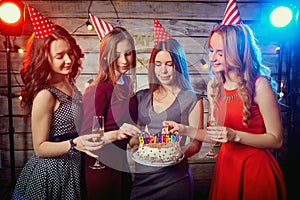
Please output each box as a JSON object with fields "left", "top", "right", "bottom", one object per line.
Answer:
{"left": 206, "top": 126, "right": 236, "bottom": 143}
{"left": 89, "top": 116, "right": 106, "bottom": 169}
{"left": 75, "top": 134, "right": 104, "bottom": 158}
{"left": 205, "top": 112, "right": 220, "bottom": 158}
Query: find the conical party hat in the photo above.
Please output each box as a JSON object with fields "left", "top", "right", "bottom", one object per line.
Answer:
{"left": 89, "top": 13, "right": 114, "bottom": 40}
{"left": 154, "top": 18, "right": 171, "bottom": 45}
{"left": 27, "top": 5, "right": 56, "bottom": 38}
{"left": 221, "top": 0, "right": 242, "bottom": 25}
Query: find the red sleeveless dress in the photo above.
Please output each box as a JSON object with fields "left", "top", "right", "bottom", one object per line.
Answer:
{"left": 208, "top": 87, "right": 287, "bottom": 200}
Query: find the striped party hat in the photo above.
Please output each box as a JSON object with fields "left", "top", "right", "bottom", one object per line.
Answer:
{"left": 89, "top": 13, "right": 114, "bottom": 40}
{"left": 221, "top": 0, "right": 242, "bottom": 25}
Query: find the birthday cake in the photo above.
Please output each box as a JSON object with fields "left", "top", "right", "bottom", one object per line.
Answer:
{"left": 137, "top": 130, "right": 183, "bottom": 163}
{"left": 137, "top": 141, "right": 182, "bottom": 163}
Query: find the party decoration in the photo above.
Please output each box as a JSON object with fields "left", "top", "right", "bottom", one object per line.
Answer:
{"left": 27, "top": 5, "right": 56, "bottom": 38}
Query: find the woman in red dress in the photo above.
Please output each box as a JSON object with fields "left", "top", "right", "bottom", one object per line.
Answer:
{"left": 205, "top": 24, "right": 287, "bottom": 200}
{"left": 164, "top": 24, "right": 287, "bottom": 200}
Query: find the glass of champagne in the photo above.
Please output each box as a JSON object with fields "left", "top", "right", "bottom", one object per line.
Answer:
{"left": 205, "top": 114, "right": 218, "bottom": 158}
{"left": 89, "top": 115, "right": 106, "bottom": 169}
{"left": 205, "top": 103, "right": 219, "bottom": 158}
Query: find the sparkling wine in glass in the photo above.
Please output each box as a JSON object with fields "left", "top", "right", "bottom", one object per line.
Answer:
{"left": 205, "top": 116, "right": 218, "bottom": 158}
{"left": 205, "top": 105, "right": 219, "bottom": 158}
{"left": 89, "top": 115, "right": 105, "bottom": 169}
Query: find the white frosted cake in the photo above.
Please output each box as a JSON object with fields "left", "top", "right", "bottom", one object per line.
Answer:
{"left": 137, "top": 142, "right": 182, "bottom": 163}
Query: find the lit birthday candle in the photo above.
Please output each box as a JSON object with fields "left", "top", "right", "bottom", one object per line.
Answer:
{"left": 144, "top": 125, "right": 149, "bottom": 134}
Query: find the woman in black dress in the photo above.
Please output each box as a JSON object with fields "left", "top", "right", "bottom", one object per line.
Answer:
{"left": 12, "top": 5, "right": 102, "bottom": 200}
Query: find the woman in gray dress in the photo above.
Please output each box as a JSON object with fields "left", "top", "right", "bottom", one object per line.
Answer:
{"left": 130, "top": 38, "right": 204, "bottom": 200}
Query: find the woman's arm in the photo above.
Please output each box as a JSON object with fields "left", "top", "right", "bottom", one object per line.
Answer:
{"left": 31, "top": 89, "right": 103, "bottom": 157}
{"left": 163, "top": 94, "right": 208, "bottom": 142}
{"left": 207, "top": 77, "right": 283, "bottom": 149}
{"left": 100, "top": 123, "right": 141, "bottom": 143}
{"left": 31, "top": 89, "right": 62, "bottom": 157}
{"left": 181, "top": 99, "right": 204, "bottom": 157}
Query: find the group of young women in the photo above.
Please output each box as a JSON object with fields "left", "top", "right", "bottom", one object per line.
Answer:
{"left": 11, "top": 4, "right": 287, "bottom": 200}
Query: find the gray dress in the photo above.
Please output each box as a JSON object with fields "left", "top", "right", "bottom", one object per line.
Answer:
{"left": 130, "top": 89, "right": 201, "bottom": 200}
{"left": 12, "top": 86, "right": 83, "bottom": 200}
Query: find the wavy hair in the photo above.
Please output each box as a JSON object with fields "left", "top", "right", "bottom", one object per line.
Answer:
{"left": 20, "top": 25, "right": 84, "bottom": 115}
{"left": 148, "top": 38, "right": 194, "bottom": 94}
{"left": 208, "top": 24, "right": 276, "bottom": 126}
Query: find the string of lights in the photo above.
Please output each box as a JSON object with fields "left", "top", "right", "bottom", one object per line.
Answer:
{"left": 71, "top": 0, "right": 94, "bottom": 34}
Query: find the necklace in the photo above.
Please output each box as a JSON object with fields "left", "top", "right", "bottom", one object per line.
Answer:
{"left": 220, "top": 88, "right": 239, "bottom": 102}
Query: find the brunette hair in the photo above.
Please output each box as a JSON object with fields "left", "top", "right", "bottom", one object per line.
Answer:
{"left": 20, "top": 25, "right": 84, "bottom": 115}
{"left": 148, "top": 38, "right": 194, "bottom": 94}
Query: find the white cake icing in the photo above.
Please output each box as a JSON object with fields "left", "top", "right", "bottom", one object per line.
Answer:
{"left": 137, "top": 142, "right": 182, "bottom": 163}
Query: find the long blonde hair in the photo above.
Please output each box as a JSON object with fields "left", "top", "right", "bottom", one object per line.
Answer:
{"left": 208, "top": 24, "right": 276, "bottom": 126}
{"left": 91, "top": 27, "right": 137, "bottom": 98}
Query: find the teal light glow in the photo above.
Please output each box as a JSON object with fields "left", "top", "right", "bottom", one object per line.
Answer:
{"left": 270, "top": 6, "right": 293, "bottom": 28}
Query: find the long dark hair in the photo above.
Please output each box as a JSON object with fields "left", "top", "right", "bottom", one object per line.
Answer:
{"left": 20, "top": 25, "right": 84, "bottom": 115}
{"left": 148, "top": 38, "right": 194, "bottom": 94}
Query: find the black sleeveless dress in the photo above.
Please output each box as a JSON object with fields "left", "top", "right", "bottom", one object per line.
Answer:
{"left": 12, "top": 86, "right": 83, "bottom": 200}
{"left": 130, "top": 89, "right": 201, "bottom": 200}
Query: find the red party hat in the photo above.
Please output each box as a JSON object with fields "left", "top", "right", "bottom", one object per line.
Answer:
{"left": 27, "top": 5, "right": 56, "bottom": 38}
{"left": 89, "top": 13, "right": 114, "bottom": 40}
{"left": 154, "top": 18, "right": 171, "bottom": 45}
{"left": 221, "top": 0, "right": 242, "bottom": 25}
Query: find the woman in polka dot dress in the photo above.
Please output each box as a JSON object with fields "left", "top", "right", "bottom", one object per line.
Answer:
{"left": 12, "top": 6, "right": 103, "bottom": 200}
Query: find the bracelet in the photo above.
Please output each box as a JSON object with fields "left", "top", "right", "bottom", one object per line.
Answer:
{"left": 67, "top": 138, "right": 76, "bottom": 157}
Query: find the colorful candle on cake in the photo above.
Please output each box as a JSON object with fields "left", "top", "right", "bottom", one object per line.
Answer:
{"left": 139, "top": 135, "right": 144, "bottom": 145}
{"left": 158, "top": 134, "right": 162, "bottom": 143}
{"left": 167, "top": 135, "right": 172, "bottom": 143}
{"left": 153, "top": 135, "right": 157, "bottom": 143}
{"left": 172, "top": 134, "right": 177, "bottom": 142}
{"left": 162, "top": 135, "right": 167, "bottom": 143}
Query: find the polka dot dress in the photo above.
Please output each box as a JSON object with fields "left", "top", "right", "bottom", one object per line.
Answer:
{"left": 12, "top": 86, "right": 83, "bottom": 200}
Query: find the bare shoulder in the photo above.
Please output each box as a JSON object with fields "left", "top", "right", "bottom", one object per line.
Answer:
{"left": 254, "top": 76, "right": 277, "bottom": 104}
{"left": 255, "top": 76, "right": 271, "bottom": 89}
{"left": 33, "top": 89, "right": 56, "bottom": 109}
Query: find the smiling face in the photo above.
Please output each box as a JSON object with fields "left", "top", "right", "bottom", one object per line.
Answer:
{"left": 209, "top": 32, "right": 226, "bottom": 73}
{"left": 48, "top": 39, "right": 75, "bottom": 76}
{"left": 114, "top": 39, "right": 134, "bottom": 77}
{"left": 154, "top": 50, "right": 176, "bottom": 86}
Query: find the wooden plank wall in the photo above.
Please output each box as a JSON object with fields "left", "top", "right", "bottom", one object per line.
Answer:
{"left": 0, "top": 0, "right": 290, "bottom": 199}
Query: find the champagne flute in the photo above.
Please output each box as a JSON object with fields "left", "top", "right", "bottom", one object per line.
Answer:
{"left": 205, "top": 114, "right": 218, "bottom": 158}
{"left": 205, "top": 99, "right": 219, "bottom": 158}
{"left": 89, "top": 115, "right": 106, "bottom": 169}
